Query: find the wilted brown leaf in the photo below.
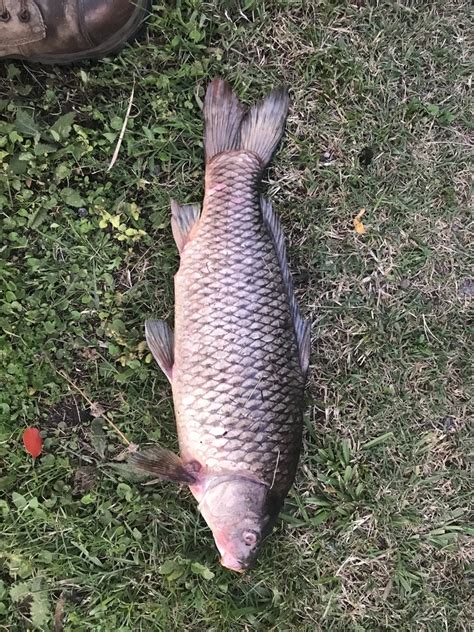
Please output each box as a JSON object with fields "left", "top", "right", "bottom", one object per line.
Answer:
{"left": 354, "top": 208, "right": 367, "bottom": 234}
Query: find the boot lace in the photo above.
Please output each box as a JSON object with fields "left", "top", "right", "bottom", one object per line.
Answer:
{"left": 0, "top": 0, "right": 10, "bottom": 23}
{"left": 0, "top": 1, "right": 31, "bottom": 23}
{"left": 18, "top": 0, "right": 31, "bottom": 23}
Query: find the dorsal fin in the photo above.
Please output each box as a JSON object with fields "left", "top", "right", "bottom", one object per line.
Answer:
{"left": 260, "top": 197, "right": 311, "bottom": 376}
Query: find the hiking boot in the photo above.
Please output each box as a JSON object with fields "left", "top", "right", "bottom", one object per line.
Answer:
{"left": 0, "top": 0, "right": 150, "bottom": 64}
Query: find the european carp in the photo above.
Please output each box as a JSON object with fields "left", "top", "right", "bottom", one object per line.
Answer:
{"left": 130, "top": 78, "right": 310, "bottom": 571}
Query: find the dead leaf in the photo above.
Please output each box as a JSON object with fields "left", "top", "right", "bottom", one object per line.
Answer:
{"left": 22, "top": 427, "right": 43, "bottom": 458}
{"left": 107, "top": 462, "right": 150, "bottom": 483}
{"left": 114, "top": 442, "right": 139, "bottom": 462}
{"left": 73, "top": 466, "right": 98, "bottom": 495}
{"left": 354, "top": 208, "right": 367, "bottom": 234}
{"left": 90, "top": 418, "right": 107, "bottom": 458}
{"left": 80, "top": 348, "right": 99, "bottom": 361}
{"left": 90, "top": 402, "right": 105, "bottom": 418}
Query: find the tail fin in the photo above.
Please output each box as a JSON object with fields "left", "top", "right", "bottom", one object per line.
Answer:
{"left": 240, "top": 87, "right": 289, "bottom": 168}
{"left": 203, "top": 78, "right": 289, "bottom": 167}
{"left": 204, "top": 78, "right": 245, "bottom": 163}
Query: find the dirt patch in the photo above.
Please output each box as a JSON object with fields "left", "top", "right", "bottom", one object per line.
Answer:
{"left": 42, "top": 396, "right": 92, "bottom": 432}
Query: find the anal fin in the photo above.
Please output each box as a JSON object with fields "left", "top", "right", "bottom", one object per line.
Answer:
{"left": 128, "top": 446, "right": 197, "bottom": 484}
{"left": 145, "top": 319, "right": 174, "bottom": 382}
{"left": 171, "top": 200, "right": 200, "bottom": 253}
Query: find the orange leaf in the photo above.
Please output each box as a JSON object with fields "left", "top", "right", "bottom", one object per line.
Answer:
{"left": 22, "top": 427, "right": 43, "bottom": 458}
{"left": 354, "top": 208, "right": 367, "bottom": 234}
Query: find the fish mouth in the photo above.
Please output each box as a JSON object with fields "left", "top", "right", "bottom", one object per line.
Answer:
{"left": 219, "top": 553, "right": 251, "bottom": 574}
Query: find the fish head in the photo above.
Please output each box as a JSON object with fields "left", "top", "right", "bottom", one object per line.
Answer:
{"left": 197, "top": 475, "right": 280, "bottom": 572}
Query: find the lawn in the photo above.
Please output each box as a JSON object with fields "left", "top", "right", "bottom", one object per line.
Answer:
{"left": 0, "top": 1, "right": 472, "bottom": 629}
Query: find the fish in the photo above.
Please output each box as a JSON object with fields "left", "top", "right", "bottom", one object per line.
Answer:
{"left": 130, "top": 78, "right": 310, "bottom": 572}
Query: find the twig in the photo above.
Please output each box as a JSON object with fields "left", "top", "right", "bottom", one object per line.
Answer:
{"left": 56, "top": 369, "right": 130, "bottom": 446}
{"left": 270, "top": 449, "right": 280, "bottom": 490}
{"left": 107, "top": 84, "right": 135, "bottom": 172}
{"left": 54, "top": 590, "right": 67, "bottom": 632}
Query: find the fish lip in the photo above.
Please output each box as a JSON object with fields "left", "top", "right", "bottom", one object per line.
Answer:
{"left": 219, "top": 550, "right": 257, "bottom": 573}
{"left": 219, "top": 556, "right": 249, "bottom": 574}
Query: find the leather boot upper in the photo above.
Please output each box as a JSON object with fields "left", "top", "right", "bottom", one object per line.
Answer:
{"left": 0, "top": 0, "right": 149, "bottom": 63}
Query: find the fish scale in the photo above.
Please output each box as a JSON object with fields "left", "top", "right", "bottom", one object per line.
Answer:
{"left": 173, "top": 150, "right": 304, "bottom": 493}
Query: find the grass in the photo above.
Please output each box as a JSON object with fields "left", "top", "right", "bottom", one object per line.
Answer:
{"left": 0, "top": 0, "right": 472, "bottom": 629}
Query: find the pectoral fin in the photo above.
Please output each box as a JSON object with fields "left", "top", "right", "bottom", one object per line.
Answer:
{"left": 171, "top": 200, "right": 201, "bottom": 253}
{"left": 145, "top": 319, "right": 174, "bottom": 382}
{"left": 128, "top": 446, "right": 196, "bottom": 484}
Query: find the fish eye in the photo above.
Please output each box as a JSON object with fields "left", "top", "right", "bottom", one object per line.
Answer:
{"left": 242, "top": 530, "right": 258, "bottom": 547}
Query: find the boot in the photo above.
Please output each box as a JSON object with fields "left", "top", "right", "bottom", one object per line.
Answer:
{"left": 0, "top": 0, "right": 150, "bottom": 64}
